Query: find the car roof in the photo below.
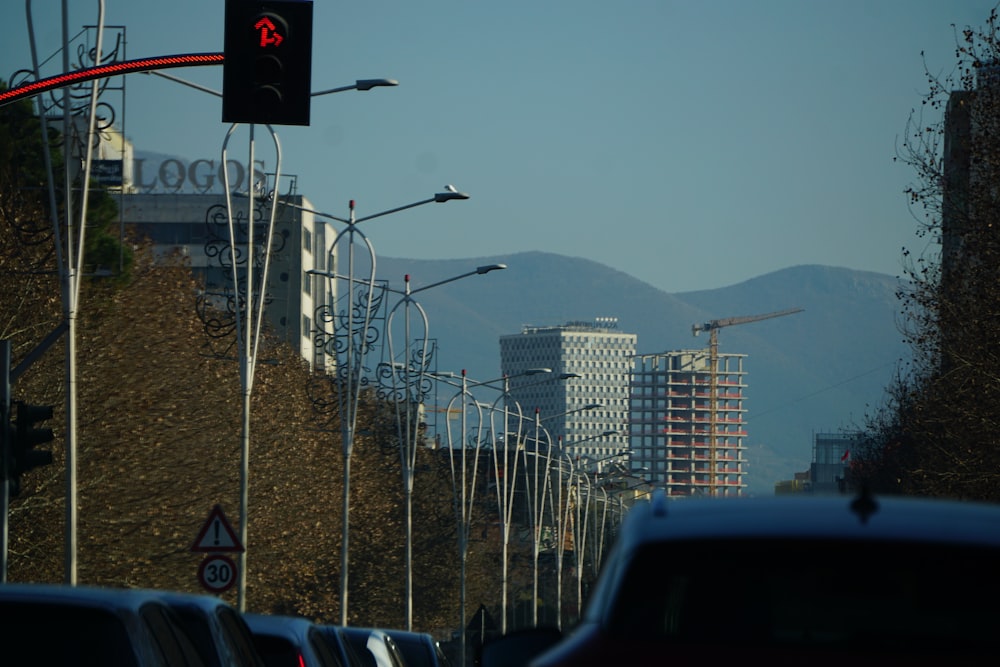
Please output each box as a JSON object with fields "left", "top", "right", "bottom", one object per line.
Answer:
{"left": 616, "top": 491, "right": 1000, "bottom": 549}
{"left": 244, "top": 613, "right": 316, "bottom": 638}
{"left": 0, "top": 583, "right": 179, "bottom": 610}
{"left": 154, "top": 590, "right": 240, "bottom": 610}
{"left": 152, "top": 589, "right": 264, "bottom": 667}
{"left": 0, "top": 584, "right": 211, "bottom": 666}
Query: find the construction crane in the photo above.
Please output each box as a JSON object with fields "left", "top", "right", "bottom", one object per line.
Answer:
{"left": 692, "top": 307, "right": 803, "bottom": 496}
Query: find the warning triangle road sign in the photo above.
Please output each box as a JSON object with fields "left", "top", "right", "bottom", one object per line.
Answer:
{"left": 191, "top": 504, "right": 244, "bottom": 553}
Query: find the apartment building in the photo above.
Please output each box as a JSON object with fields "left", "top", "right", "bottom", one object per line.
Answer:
{"left": 631, "top": 349, "right": 747, "bottom": 496}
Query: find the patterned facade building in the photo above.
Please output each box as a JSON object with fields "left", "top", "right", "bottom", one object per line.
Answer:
{"left": 499, "top": 319, "right": 635, "bottom": 467}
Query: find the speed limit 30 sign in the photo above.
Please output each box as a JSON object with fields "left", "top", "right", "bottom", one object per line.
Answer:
{"left": 198, "top": 555, "right": 238, "bottom": 594}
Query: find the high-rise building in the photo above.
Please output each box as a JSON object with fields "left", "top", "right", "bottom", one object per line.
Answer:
{"left": 121, "top": 192, "right": 329, "bottom": 370}
{"left": 630, "top": 349, "right": 747, "bottom": 497}
{"left": 499, "top": 318, "right": 635, "bottom": 467}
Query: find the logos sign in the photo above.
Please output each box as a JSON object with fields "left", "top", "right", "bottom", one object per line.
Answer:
{"left": 133, "top": 158, "right": 267, "bottom": 195}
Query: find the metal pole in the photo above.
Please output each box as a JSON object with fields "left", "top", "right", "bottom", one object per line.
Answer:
{"left": 459, "top": 373, "right": 470, "bottom": 667}
{"left": 554, "top": 448, "right": 564, "bottom": 630}
{"left": 60, "top": 0, "right": 78, "bottom": 587}
{"left": 222, "top": 122, "right": 282, "bottom": 612}
{"left": 1, "top": 340, "right": 10, "bottom": 583}
{"left": 403, "top": 291, "right": 414, "bottom": 631}
{"left": 236, "top": 124, "right": 255, "bottom": 613}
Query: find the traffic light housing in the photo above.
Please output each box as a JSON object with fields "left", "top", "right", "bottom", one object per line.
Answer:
{"left": 10, "top": 401, "right": 54, "bottom": 496}
{"left": 223, "top": 0, "right": 313, "bottom": 126}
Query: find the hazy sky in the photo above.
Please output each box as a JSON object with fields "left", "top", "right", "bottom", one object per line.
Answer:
{"left": 3, "top": 1, "right": 995, "bottom": 292}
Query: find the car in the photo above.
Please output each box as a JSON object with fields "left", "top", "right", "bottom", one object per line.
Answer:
{"left": 312, "top": 625, "right": 367, "bottom": 667}
{"left": 329, "top": 626, "right": 407, "bottom": 667}
{"left": 382, "top": 629, "right": 451, "bottom": 667}
{"left": 153, "top": 590, "right": 265, "bottom": 667}
{"left": 0, "top": 583, "right": 208, "bottom": 666}
{"left": 243, "top": 613, "right": 346, "bottom": 667}
{"left": 482, "top": 490, "right": 1000, "bottom": 666}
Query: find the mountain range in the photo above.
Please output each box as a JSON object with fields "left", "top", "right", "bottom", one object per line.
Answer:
{"left": 127, "top": 151, "right": 909, "bottom": 494}
{"left": 373, "top": 253, "right": 911, "bottom": 495}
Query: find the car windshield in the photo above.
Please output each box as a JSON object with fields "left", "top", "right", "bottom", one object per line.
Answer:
{"left": 606, "top": 538, "right": 1000, "bottom": 652}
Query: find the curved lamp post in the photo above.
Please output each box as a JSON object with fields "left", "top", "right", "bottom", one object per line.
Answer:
{"left": 573, "top": 468, "right": 592, "bottom": 619}
{"left": 473, "top": 370, "right": 578, "bottom": 634}
{"left": 523, "top": 403, "right": 601, "bottom": 627}
{"left": 381, "top": 264, "right": 506, "bottom": 631}
{"left": 433, "top": 367, "right": 554, "bottom": 660}
{"left": 220, "top": 123, "right": 284, "bottom": 612}
{"left": 438, "top": 370, "right": 489, "bottom": 667}
{"left": 296, "top": 187, "right": 469, "bottom": 625}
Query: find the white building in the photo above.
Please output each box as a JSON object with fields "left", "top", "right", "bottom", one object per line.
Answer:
{"left": 499, "top": 318, "right": 635, "bottom": 467}
{"left": 85, "top": 127, "right": 332, "bottom": 370}
{"left": 121, "top": 192, "right": 328, "bottom": 369}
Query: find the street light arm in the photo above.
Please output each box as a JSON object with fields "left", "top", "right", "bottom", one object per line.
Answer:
{"left": 312, "top": 78, "right": 399, "bottom": 96}
{"left": 409, "top": 264, "right": 507, "bottom": 295}
{"left": 354, "top": 198, "right": 434, "bottom": 225}
{"left": 282, "top": 189, "right": 468, "bottom": 226}
{"left": 432, "top": 368, "right": 552, "bottom": 390}
{"left": 277, "top": 199, "right": 350, "bottom": 224}
{"left": 355, "top": 193, "right": 458, "bottom": 224}
{"left": 539, "top": 403, "right": 603, "bottom": 423}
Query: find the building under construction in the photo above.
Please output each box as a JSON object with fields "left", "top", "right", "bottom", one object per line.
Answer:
{"left": 630, "top": 349, "right": 747, "bottom": 496}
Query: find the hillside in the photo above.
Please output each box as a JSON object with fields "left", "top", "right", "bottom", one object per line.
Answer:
{"left": 374, "top": 254, "right": 910, "bottom": 494}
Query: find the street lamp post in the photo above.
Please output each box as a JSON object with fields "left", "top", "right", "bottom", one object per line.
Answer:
{"left": 574, "top": 469, "right": 592, "bottom": 618}
{"left": 523, "top": 403, "right": 601, "bottom": 627}
{"left": 297, "top": 187, "right": 469, "bottom": 625}
{"left": 434, "top": 368, "right": 554, "bottom": 658}
{"left": 154, "top": 74, "right": 397, "bottom": 611}
{"left": 381, "top": 265, "right": 506, "bottom": 631}
{"left": 438, "top": 370, "right": 490, "bottom": 667}
{"left": 527, "top": 409, "right": 553, "bottom": 628}
{"left": 447, "top": 368, "right": 574, "bottom": 635}
{"left": 220, "top": 123, "right": 285, "bottom": 612}
{"left": 551, "top": 446, "right": 577, "bottom": 631}
{"left": 476, "top": 370, "right": 576, "bottom": 634}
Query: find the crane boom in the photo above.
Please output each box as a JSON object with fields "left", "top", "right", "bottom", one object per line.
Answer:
{"left": 691, "top": 306, "right": 803, "bottom": 496}
{"left": 692, "top": 307, "right": 804, "bottom": 336}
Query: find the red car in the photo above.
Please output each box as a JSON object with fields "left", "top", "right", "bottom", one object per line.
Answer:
{"left": 485, "top": 490, "right": 1000, "bottom": 666}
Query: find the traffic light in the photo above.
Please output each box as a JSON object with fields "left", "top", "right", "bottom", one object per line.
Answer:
{"left": 10, "top": 401, "right": 54, "bottom": 496}
{"left": 223, "top": 0, "right": 314, "bottom": 126}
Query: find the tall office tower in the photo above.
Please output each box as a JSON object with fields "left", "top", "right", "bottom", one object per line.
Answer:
{"left": 499, "top": 318, "right": 635, "bottom": 468}
{"left": 630, "top": 349, "right": 747, "bottom": 497}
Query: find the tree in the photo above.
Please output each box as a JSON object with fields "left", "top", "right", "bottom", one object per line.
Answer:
{"left": 856, "top": 6, "right": 1000, "bottom": 499}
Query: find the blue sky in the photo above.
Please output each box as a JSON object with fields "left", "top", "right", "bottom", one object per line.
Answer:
{"left": 3, "top": 0, "right": 995, "bottom": 292}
